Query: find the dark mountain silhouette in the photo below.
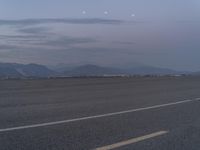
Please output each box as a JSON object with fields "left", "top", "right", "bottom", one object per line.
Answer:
{"left": 63, "top": 64, "right": 184, "bottom": 76}
{"left": 64, "top": 64, "right": 123, "bottom": 76}
{"left": 0, "top": 63, "right": 56, "bottom": 78}
{"left": 191, "top": 71, "right": 200, "bottom": 75}
{"left": 124, "top": 66, "right": 181, "bottom": 75}
{"left": 0, "top": 63, "right": 22, "bottom": 78}
{"left": 0, "top": 63, "right": 188, "bottom": 78}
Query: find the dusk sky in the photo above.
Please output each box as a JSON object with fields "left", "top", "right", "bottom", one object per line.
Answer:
{"left": 0, "top": 0, "right": 200, "bottom": 71}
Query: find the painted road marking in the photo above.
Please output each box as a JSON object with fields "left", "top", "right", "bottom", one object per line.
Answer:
{"left": 195, "top": 97, "right": 200, "bottom": 101}
{"left": 95, "top": 131, "right": 168, "bottom": 150}
{"left": 0, "top": 99, "right": 198, "bottom": 133}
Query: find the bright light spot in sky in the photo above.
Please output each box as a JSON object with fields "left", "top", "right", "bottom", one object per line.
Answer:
{"left": 131, "top": 14, "right": 135, "bottom": 17}
{"left": 82, "top": 11, "right": 86, "bottom": 14}
{"left": 104, "top": 11, "right": 109, "bottom": 15}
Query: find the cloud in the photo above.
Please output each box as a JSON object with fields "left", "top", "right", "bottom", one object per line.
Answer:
{"left": 0, "top": 35, "right": 97, "bottom": 50}
{"left": 0, "top": 34, "right": 47, "bottom": 45}
{"left": 0, "top": 18, "right": 124, "bottom": 26}
{"left": 0, "top": 18, "right": 139, "bottom": 65}
{"left": 0, "top": 34, "right": 46, "bottom": 39}
{"left": 175, "top": 20, "right": 200, "bottom": 24}
{"left": 111, "top": 41, "right": 136, "bottom": 45}
{"left": 38, "top": 36, "right": 96, "bottom": 47}
{"left": 0, "top": 45, "right": 19, "bottom": 50}
{"left": 0, "top": 23, "right": 97, "bottom": 50}
{"left": 18, "top": 27, "right": 50, "bottom": 34}
{"left": 0, "top": 46, "right": 147, "bottom": 67}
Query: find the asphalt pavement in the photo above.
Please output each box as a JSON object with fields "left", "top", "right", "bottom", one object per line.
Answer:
{"left": 0, "top": 76, "right": 200, "bottom": 150}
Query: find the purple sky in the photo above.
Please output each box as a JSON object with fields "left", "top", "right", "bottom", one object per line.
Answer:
{"left": 0, "top": 0, "right": 200, "bottom": 71}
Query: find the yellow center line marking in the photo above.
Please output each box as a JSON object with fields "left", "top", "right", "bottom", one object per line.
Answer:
{"left": 95, "top": 131, "right": 168, "bottom": 150}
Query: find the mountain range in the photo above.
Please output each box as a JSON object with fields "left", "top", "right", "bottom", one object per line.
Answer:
{"left": 0, "top": 62, "right": 192, "bottom": 78}
{"left": 0, "top": 63, "right": 56, "bottom": 78}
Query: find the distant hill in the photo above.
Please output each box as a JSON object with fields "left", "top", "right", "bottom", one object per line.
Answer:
{"left": 63, "top": 64, "right": 184, "bottom": 76}
{"left": 191, "top": 71, "right": 200, "bottom": 76}
{"left": 124, "top": 66, "right": 182, "bottom": 75}
{"left": 0, "top": 63, "right": 56, "bottom": 78}
{"left": 0, "top": 63, "right": 188, "bottom": 78}
{"left": 63, "top": 64, "right": 123, "bottom": 76}
{"left": 0, "top": 63, "right": 22, "bottom": 78}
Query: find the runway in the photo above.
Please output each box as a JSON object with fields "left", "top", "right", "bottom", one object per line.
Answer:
{"left": 1, "top": 76, "right": 200, "bottom": 150}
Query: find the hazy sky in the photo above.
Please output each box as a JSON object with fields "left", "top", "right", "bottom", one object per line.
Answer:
{"left": 0, "top": 0, "right": 200, "bottom": 71}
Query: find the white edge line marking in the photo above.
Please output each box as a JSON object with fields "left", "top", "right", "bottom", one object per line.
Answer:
{"left": 94, "top": 130, "right": 168, "bottom": 150}
{"left": 195, "top": 97, "right": 200, "bottom": 101}
{"left": 0, "top": 99, "right": 196, "bottom": 133}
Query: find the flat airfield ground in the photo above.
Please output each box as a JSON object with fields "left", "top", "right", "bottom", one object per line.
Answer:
{"left": 0, "top": 76, "right": 200, "bottom": 149}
